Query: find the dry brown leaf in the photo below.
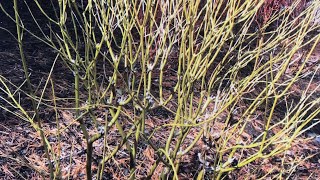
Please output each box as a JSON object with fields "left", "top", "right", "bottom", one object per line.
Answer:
{"left": 143, "top": 146, "right": 155, "bottom": 162}
{"left": 71, "top": 159, "right": 86, "bottom": 179}
{"left": 61, "top": 110, "right": 79, "bottom": 125}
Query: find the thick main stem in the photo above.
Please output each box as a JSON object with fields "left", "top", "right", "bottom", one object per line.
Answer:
{"left": 13, "top": 0, "right": 54, "bottom": 179}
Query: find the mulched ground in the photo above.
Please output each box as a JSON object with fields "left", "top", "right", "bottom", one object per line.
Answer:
{"left": 0, "top": 1, "right": 319, "bottom": 179}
